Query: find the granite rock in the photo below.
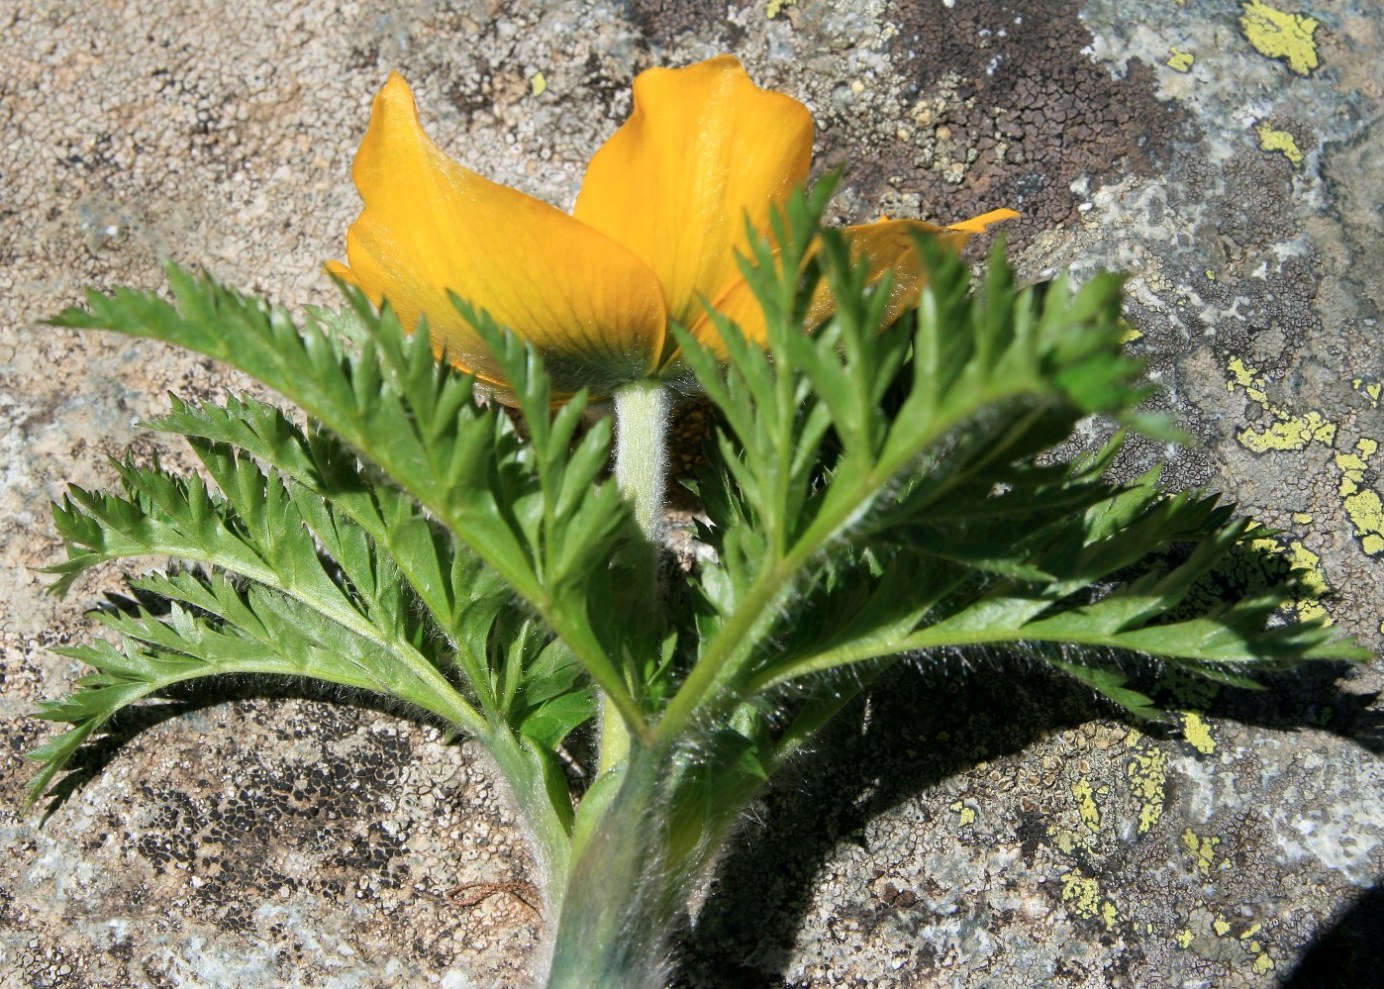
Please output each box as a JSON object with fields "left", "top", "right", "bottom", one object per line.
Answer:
{"left": 1, "top": 1, "right": 1380, "bottom": 987}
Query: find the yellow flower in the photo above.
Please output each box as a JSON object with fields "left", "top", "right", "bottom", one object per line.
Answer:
{"left": 327, "top": 56, "right": 1016, "bottom": 396}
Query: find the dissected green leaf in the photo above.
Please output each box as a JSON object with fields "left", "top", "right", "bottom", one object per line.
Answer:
{"left": 51, "top": 271, "right": 644, "bottom": 731}
{"left": 666, "top": 186, "right": 1365, "bottom": 735}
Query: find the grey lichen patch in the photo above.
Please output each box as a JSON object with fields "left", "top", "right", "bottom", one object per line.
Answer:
{"left": 1029, "top": 1, "right": 1383, "bottom": 652}
{"left": 847, "top": 0, "right": 1191, "bottom": 238}
{"left": 629, "top": 0, "right": 750, "bottom": 51}
{"left": 1319, "top": 115, "right": 1384, "bottom": 329}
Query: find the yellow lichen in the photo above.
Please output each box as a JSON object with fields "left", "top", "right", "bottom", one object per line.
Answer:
{"left": 1101, "top": 901, "right": 1119, "bottom": 929}
{"left": 1335, "top": 439, "right": 1384, "bottom": 556}
{"left": 1072, "top": 780, "right": 1101, "bottom": 833}
{"left": 1061, "top": 873, "right": 1099, "bottom": 913}
{"left": 767, "top": 0, "right": 798, "bottom": 18}
{"left": 530, "top": 72, "right": 548, "bottom": 97}
{"left": 1292, "top": 512, "right": 1314, "bottom": 524}
{"left": 1286, "top": 539, "right": 1332, "bottom": 623}
{"left": 1060, "top": 873, "right": 1120, "bottom": 930}
{"left": 1181, "top": 712, "right": 1216, "bottom": 755}
{"left": 1046, "top": 825, "right": 1082, "bottom": 854}
{"left": 1126, "top": 742, "right": 1168, "bottom": 834}
{"left": 1253, "top": 950, "right": 1277, "bottom": 974}
{"left": 1255, "top": 121, "right": 1305, "bottom": 166}
{"left": 1167, "top": 48, "right": 1196, "bottom": 72}
{"left": 1213, "top": 915, "right": 1233, "bottom": 936}
{"left": 1227, "top": 356, "right": 1268, "bottom": 404}
{"left": 1226, "top": 356, "right": 1336, "bottom": 451}
{"left": 1183, "top": 828, "right": 1221, "bottom": 876}
{"left": 1225, "top": 361, "right": 1380, "bottom": 581}
{"left": 1237, "top": 410, "right": 1337, "bottom": 453}
{"left": 950, "top": 799, "right": 976, "bottom": 826}
{"left": 1239, "top": 0, "right": 1321, "bottom": 76}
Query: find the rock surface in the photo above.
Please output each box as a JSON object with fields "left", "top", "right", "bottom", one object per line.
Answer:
{"left": 1, "top": 1, "right": 1379, "bottom": 987}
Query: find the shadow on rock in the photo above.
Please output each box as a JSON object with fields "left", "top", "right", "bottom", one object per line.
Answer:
{"left": 1281, "top": 882, "right": 1384, "bottom": 988}
{"left": 673, "top": 657, "right": 1098, "bottom": 988}
{"left": 672, "top": 652, "right": 1379, "bottom": 989}
{"left": 1215, "top": 661, "right": 1383, "bottom": 756}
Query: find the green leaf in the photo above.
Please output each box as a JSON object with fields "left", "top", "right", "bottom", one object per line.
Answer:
{"left": 1046, "top": 657, "right": 1164, "bottom": 722}
{"left": 34, "top": 175, "right": 1368, "bottom": 908}
{"left": 50, "top": 270, "right": 647, "bottom": 734}
{"left": 27, "top": 569, "right": 483, "bottom": 806}
{"left": 153, "top": 393, "right": 476, "bottom": 610}
{"left": 661, "top": 186, "right": 1363, "bottom": 736}
{"left": 659, "top": 191, "right": 1150, "bottom": 739}
{"left": 664, "top": 726, "right": 771, "bottom": 870}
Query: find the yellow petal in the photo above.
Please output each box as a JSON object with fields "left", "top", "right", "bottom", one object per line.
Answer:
{"left": 682, "top": 270, "right": 780, "bottom": 355}
{"left": 573, "top": 56, "right": 813, "bottom": 332}
{"left": 947, "top": 208, "right": 1021, "bottom": 235}
{"left": 686, "top": 210, "right": 1019, "bottom": 353}
{"left": 811, "top": 219, "right": 967, "bottom": 327}
{"left": 333, "top": 73, "right": 668, "bottom": 394}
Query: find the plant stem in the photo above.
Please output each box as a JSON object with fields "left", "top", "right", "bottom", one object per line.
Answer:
{"left": 602, "top": 380, "right": 670, "bottom": 775}
{"left": 613, "top": 380, "right": 670, "bottom": 549}
{"left": 541, "top": 744, "right": 678, "bottom": 989}
{"left": 537, "top": 382, "right": 679, "bottom": 987}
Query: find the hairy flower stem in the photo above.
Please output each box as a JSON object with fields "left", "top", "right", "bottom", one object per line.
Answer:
{"left": 602, "top": 380, "right": 670, "bottom": 774}
{"left": 614, "top": 380, "right": 670, "bottom": 550}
